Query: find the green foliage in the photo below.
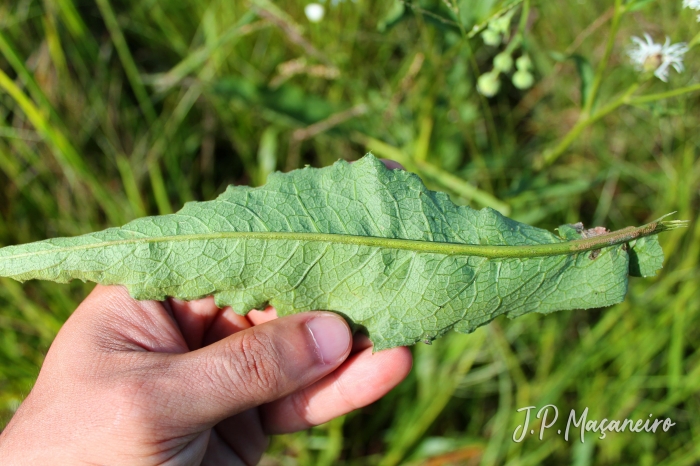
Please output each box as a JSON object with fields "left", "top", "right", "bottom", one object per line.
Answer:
{"left": 0, "top": 155, "right": 677, "bottom": 349}
{"left": 628, "top": 236, "right": 665, "bottom": 277}
{"left": 571, "top": 54, "right": 595, "bottom": 107}
{"left": 0, "top": 0, "right": 699, "bottom": 464}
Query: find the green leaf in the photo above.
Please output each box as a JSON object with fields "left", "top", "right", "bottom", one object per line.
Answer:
{"left": 377, "top": 0, "right": 405, "bottom": 32}
{"left": 571, "top": 54, "right": 594, "bottom": 108}
{"left": 624, "top": 0, "right": 657, "bottom": 12}
{"left": 555, "top": 223, "right": 584, "bottom": 241}
{"left": 628, "top": 236, "right": 664, "bottom": 277}
{"left": 0, "top": 155, "right": 685, "bottom": 350}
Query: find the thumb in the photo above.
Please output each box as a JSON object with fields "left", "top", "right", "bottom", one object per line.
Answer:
{"left": 158, "top": 311, "right": 352, "bottom": 427}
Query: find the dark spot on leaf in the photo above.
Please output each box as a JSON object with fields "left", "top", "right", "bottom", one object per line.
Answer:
{"left": 589, "top": 249, "right": 601, "bottom": 260}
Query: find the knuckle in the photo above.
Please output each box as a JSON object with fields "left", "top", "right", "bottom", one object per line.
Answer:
{"left": 333, "top": 375, "right": 360, "bottom": 412}
{"left": 229, "top": 330, "right": 283, "bottom": 394}
{"left": 290, "top": 388, "right": 314, "bottom": 425}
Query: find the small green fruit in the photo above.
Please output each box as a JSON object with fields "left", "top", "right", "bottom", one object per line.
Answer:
{"left": 493, "top": 52, "right": 513, "bottom": 73}
{"left": 482, "top": 29, "right": 501, "bottom": 46}
{"left": 516, "top": 55, "right": 532, "bottom": 71}
{"left": 477, "top": 71, "right": 501, "bottom": 97}
{"left": 512, "top": 69, "right": 534, "bottom": 89}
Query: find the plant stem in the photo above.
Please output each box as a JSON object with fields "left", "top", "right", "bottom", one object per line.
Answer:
{"left": 0, "top": 31, "right": 54, "bottom": 115}
{"left": 465, "top": 1, "right": 524, "bottom": 39}
{"left": 508, "top": 0, "right": 530, "bottom": 53}
{"left": 538, "top": 77, "right": 700, "bottom": 170}
{"left": 95, "top": 0, "right": 157, "bottom": 124}
{"left": 629, "top": 83, "right": 700, "bottom": 104}
{"left": 688, "top": 30, "right": 700, "bottom": 49}
{"left": 582, "top": 0, "right": 623, "bottom": 117}
{"left": 537, "top": 83, "right": 639, "bottom": 168}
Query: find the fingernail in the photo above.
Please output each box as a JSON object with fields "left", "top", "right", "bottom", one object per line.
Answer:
{"left": 306, "top": 314, "right": 351, "bottom": 365}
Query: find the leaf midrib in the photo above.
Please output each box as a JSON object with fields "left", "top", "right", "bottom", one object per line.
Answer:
{"left": 1, "top": 221, "right": 669, "bottom": 262}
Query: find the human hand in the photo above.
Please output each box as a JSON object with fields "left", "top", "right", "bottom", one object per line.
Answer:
{"left": 0, "top": 285, "right": 412, "bottom": 465}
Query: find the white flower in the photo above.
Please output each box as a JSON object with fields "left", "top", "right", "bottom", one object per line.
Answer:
{"left": 684, "top": 0, "right": 700, "bottom": 21}
{"left": 628, "top": 33, "right": 689, "bottom": 82}
{"left": 304, "top": 3, "right": 325, "bottom": 22}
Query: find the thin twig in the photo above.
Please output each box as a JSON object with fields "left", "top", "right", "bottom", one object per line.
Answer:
{"left": 629, "top": 83, "right": 700, "bottom": 105}
{"left": 536, "top": 83, "right": 639, "bottom": 169}
{"left": 581, "top": 0, "right": 624, "bottom": 117}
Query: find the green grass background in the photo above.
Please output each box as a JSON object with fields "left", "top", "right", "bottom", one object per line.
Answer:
{"left": 1, "top": 0, "right": 699, "bottom": 464}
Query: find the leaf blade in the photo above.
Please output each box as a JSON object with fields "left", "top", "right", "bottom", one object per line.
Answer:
{"left": 0, "top": 155, "right": 683, "bottom": 349}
